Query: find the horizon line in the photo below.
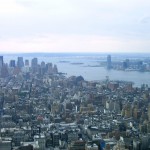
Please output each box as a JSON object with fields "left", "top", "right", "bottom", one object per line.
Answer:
{"left": 0, "top": 51, "right": 150, "bottom": 55}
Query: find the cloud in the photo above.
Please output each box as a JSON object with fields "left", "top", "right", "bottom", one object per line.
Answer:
{"left": 0, "top": 0, "right": 26, "bottom": 15}
{"left": 0, "top": 0, "right": 150, "bottom": 53}
{"left": 140, "top": 16, "right": 150, "bottom": 24}
{"left": 0, "top": 34, "right": 150, "bottom": 53}
{"left": 15, "top": 0, "right": 36, "bottom": 7}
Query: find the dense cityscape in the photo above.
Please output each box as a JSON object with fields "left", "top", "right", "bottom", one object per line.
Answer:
{"left": 0, "top": 55, "right": 150, "bottom": 150}
{"left": 104, "top": 55, "right": 150, "bottom": 72}
{"left": 1, "top": 0, "right": 150, "bottom": 149}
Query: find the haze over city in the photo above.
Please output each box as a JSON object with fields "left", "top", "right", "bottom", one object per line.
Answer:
{"left": 1, "top": 1, "right": 150, "bottom": 150}
{"left": 0, "top": 0, "right": 150, "bottom": 53}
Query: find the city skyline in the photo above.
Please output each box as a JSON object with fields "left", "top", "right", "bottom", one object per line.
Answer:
{"left": 0, "top": 0, "right": 150, "bottom": 53}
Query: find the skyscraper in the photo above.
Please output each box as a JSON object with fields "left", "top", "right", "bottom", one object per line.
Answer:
{"left": 40, "top": 61, "right": 46, "bottom": 75}
{"left": 1, "top": 64, "right": 9, "bottom": 78}
{"left": 9, "top": 60, "right": 16, "bottom": 67}
{"left": 31, "top": 58, "right": 38, "bottom": 67}
{"left": 53, "top": 64, "right": 58, "bottom": 74}
{"left": 0, "top": 56, "right": 3, "bottom": 68}
{"left": 31, "top": 58, "right": 38, "bottom": 73}
{"left": 107, "top": 55, "right": 111, "bottom": 69}
{"left": 17, "top": 57, "right": 24, "bottom": 68}
{"left": 25, "top": 59, "right": 29, "bottom": 66}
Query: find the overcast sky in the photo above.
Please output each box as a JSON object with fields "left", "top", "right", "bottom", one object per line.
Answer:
{"left": 0, "top": 0, "right": 150, "bottom": 53}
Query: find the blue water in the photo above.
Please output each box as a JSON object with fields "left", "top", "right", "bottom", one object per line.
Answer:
{"left": 3, "top": 53, "right": 150, "bottom": 87}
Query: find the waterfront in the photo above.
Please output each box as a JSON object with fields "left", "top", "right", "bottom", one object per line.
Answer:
{"left": 3, "top": 53, "right": 150, "bottom": 87}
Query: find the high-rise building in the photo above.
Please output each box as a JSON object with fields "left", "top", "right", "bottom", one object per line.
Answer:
{"left": 34, "top": 135, "right": 46, "bottom": 150}
{"left": 123, "top": 59, "right": 130, "bottom": 69}
{"left": 31, "top": 58, "right": 38, "bottom": 73}
{"left": 40, "top": 61, "right": 46, "bottom": 75}
{"left": 53, "top": 64, "right": 58, "bottom": 74}
{"left": 41, "top": 61, "right": 45, "bottom": 68}
{"left": 25, "top": 59, "right": 29, "bottom": 66}
{"left": 107, "top": 55, "right": 111, "bottom": 69}
{"left": 46, "top": 63, "right": 53, "bottom": 74}
{"left": 0, "top": 139, "right": 12, "bottom": 150}
{"left": 31, "top": 58, "right": 38, "bottom": 67}
{"left": 9, "top": 60, "right": 16, "bottom": 67}
{"left": 17, "top": 57, "right": 24, "bottom": 68}
{"left": 52, "top": 132, "right": 60, "bottom": 147}
{"left": 1, "top": 64, "right": 9, "bottom": 78}
{"left": 0, "top": 56, "right": 3, "bottom": 68}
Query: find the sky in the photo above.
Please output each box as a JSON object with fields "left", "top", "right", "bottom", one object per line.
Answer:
{"left": 0, "top": 0, "right": 150, "bottom": 53}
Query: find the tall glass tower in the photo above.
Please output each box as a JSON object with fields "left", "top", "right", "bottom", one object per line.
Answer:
{"left": 0, "top": 56, "right": 3, "bottom": 68}
{"left": 107, "top": 55, "right": 111, "bottom": 69}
